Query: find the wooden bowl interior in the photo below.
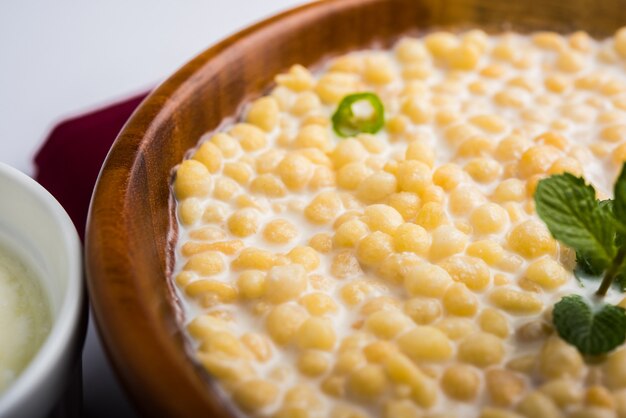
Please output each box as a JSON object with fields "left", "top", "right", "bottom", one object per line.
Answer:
{"left": 86, "top": 0, "right": 626, "bottom": 416}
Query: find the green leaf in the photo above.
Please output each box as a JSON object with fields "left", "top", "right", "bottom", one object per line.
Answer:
{"left": 572, "top": 263, "right": 589, "bottom": 287}
{"left": 619, "top": 273, "right": 626, "bottom": 292}
{"left": 599, "top": 199, "right": 615, "bottom": 213}
{"left": 576, "top": 252, "right": 604, "bottom": 276}
{"left": 600, "top": 197, "right": 626, "bottom": 237}
{"left": 614, "top": 252, "right": 626, "bottom": 291}
{"left": 553, "top": 295, "right": 626, "bottom": 356}
{"left": 332, "top": 92, "right": 385, "bottom": 138}
{"left": 535, "top": 173, "right": 616, "bottom": 274}
{"left": 614, "top": 163, "right": 626, "bottom": 222}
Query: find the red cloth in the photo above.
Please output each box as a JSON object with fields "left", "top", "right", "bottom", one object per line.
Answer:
{"left": 34, "top": 93, "right": 149, "bottom": 240}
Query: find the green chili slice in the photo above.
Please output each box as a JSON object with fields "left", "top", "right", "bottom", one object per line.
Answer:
{"left": 331, "top": 92, "right": 385, "bottom": 138}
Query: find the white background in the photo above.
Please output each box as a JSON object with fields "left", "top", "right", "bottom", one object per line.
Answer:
{"left": 0, "top": 1, "right": 306, "bottom": 416}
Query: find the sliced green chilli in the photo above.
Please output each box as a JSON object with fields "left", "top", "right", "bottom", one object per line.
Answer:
{"left": 331, "top": 92, "right": 385, "bottom": 138}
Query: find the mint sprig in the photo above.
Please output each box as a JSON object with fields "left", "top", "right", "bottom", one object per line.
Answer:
{"left": 553, "top": 295, "right": 626, "bottom": 356}
{"left": 535, "top": 166, "right": 626, "bottom": 296}
{"left": 534, "top": 163, "right": 626, "bottom": 356}
{"left": 535, "top": 173, "right": 616, "bottom": 275}
{"left": 614, "top": 165, "right": 626, "bottom": 222}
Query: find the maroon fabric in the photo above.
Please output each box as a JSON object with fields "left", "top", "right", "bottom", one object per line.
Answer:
{"left": 34, "top": 93, "right": 149, "bottom": 240}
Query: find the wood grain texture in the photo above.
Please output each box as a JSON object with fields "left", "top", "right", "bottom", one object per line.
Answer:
{"left": 85, "top": 0, "right": 626, "bottom": 416}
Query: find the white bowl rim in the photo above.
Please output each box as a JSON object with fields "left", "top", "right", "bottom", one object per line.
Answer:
{"left": 0, "top": 162, "right": 83, "bottom": 415}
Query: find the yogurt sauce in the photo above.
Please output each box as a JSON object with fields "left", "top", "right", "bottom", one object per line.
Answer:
{"left": 0, "top": 239, "right": 51, "bottom": 393}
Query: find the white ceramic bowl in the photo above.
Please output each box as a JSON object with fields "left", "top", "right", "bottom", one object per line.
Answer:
{"left": 0, "top": 163, "right": 83, "bottom": 418}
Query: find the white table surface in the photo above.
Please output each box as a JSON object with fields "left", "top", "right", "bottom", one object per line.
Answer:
{"left": 0, "top": 1, "right": 306, "bottom": 416}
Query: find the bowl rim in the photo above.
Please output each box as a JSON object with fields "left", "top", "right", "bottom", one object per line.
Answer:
{"left": 0, "top": 162, "right": 83, "bottom": 417}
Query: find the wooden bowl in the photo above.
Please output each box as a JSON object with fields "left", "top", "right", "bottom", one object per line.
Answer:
{"left": 85, "top": 0, "right": 626, "bottom": 416}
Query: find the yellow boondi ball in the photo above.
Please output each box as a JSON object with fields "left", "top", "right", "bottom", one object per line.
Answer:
{"left": 525, "top": 257, "right": 568, "bottom": 289}
{"left": 615, "top": 27, "right": 626, "bottom": 57}
{"left": 470, "top": 203, "right": 508, "bottom": 234}
{"left": 174, "top": 160, "right": 212, "bottom": 199}
{"left": 397, "top": 326, "right": 454, "bottom": 362}
{"left": 508, "top": 220, "right": 557, "bottom": 258}
{"left": 245, "top": 97, "right": 280, "bottom": 132}
{"left": 192, "top": 141, "right": 222, "bottom": 173}
{"left": 356, "top": 231, "right": 394, "bottom": 267}
{"left": 228, "top": 209, "right": 260, "bottom": 237}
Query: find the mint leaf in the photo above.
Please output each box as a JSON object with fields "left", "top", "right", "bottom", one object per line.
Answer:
{"left": 572, "top": 263, "right": 589, "bottom": 287}
{"left": 614, "top": 164, "right": 626, "bottom": 222}
{"left": 619, "top": 273, "right": 626, "bottom": 292}
{"left": 614, "top": 255, "right": 626, "bottom": 292}
{"left": 599, "top": 199, "right": 614, "bottom": 212}
{"left": 600, "top": 197, "right": 626, "bottom": 238}
{"left": 535, "top": 173, "right": 616, "bottom": 274}
{"left": 553, "top": 295, "right": 626, "bottom": 355}
{"left": 576, "top": 252, "right": 604, "bottom": 276}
